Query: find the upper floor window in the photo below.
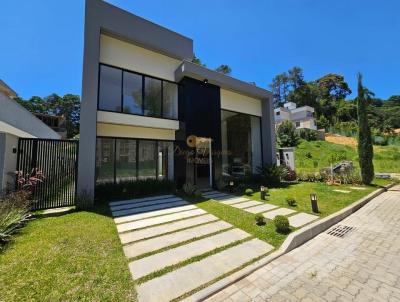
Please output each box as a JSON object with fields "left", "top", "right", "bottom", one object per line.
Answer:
{"left": 98, "top": 64, "right": 178, "bottom": 119}
{"left": 276, "top": 111, "right": 280, "bottom": 116}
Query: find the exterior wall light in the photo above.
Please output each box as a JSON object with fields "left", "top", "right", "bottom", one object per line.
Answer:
{"left": 310, "top": 193, "right": 319, "bottom": 213}
{"left": 260, "top": 186, "right": 266, "bottom": 200}
{"left": 203, "top": 79, "right": 208, "bottom": 84}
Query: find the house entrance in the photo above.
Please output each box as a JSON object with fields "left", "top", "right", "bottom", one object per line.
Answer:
{"left": 194, "top": 137, "right": 212, "bottom": 189}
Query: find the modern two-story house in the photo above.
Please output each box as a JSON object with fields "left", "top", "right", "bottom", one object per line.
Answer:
{"left": 274, "top": 102, "right": 317, "bottom": 130}
{"left": 77, "top": 0, "right": 276, "bottom": 199}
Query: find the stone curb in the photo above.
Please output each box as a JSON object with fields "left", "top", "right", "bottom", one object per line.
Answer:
{"left": 184, "top": 183, "right": 396, "bottom": 302}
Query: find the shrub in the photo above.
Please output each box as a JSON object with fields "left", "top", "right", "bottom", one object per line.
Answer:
{"left": 257, "top": 164, "right": 287, "bottom": 185}
{"left": 286, "top": 198, "right": 297, "bottom": 207}
{"left": 296, "top": 128, "right": 318, "bottom": 141}
{"left": 182, "top": 183, "right": 199, "bottom": 197}
{"left": 277, "top": 120, "right": 300, "bottom": 147}
{"left": 305, "top": 152, "right": 312, "bottom": 159}
{"left": 245, "top": 188, "right": 254, "bottom": 196}
{"left": 193, "top": 189, "right": 202, "bottom": 199}
{"left": 95, "top": 179, "right": 176, "bottom": 202}
{"left": 274, "top": 215, "right": 290, "bottom": 233}
{"left": 0, "top": 191, "right": 31, "bottom": 248}
{"left": 255, "top": 214, "right": 265, "bottom": 226}
{"left": 283, "top": 168, "right": 297, "bottom": 181}
{"left": 216, "top": 178, "right": 227, "bottom": 191}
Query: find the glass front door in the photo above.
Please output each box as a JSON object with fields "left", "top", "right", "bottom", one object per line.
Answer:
{"left": 195, "top": 137, "right": 212, "bottom": 188}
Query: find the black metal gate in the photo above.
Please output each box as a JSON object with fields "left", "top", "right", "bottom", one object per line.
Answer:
{"left": 16, "top": 138, "right": 79, "bottom": 210}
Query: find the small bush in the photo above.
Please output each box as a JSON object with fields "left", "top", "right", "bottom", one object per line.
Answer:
{"left": 76, "top": 190, "right": 93, "bottom": 210}
{"left": 216, "top": 178, "right": 227, "bottom": 191}
{"left": 193, "top": 189, "right": 202, "bottom": 199}
{"left": 257, "top": 164, "right": 287, "bottom": 185}
{"left": 305, "top": 152, "right": 312, "bottom": 159}
{"left": 296, "top": 128, "right": 318, "bottom": 141}
{"left": 0, "top": 191, "right": 31, "bottom": 248}
{"left": 255, "top": 214, "right": 265, "bottom": 226}
{"left": 245, "top": 188, "right": 254, "bottom": 196}
{"left": 183, "top": 183, "right": 198, "bottom": 197}
{"left": 286, "top": 198, "right": 297, "bottom": 207}
{"left": 274, "top": 215, "right": 290, "bottom": 233}
{"left": 283, "top": 168, "right": 297, "bottom": 181}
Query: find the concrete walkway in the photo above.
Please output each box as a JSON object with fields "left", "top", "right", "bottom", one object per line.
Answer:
{"left": 202, "top": 190, "right": 319, "bottom": 228}
{"left": 110, "top": 194, "right": 273, "bottom": 302}
{"left": 205, "top": 185, "right": 400, "bottom": 302}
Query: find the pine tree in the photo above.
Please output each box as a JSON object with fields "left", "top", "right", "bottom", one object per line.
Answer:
{"left": 357, "top": 73, "right": 374, "bottom": 184}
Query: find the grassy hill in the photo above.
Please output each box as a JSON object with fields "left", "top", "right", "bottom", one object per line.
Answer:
{"left": 295, "top": 140, "right": 400, "bottom": 173}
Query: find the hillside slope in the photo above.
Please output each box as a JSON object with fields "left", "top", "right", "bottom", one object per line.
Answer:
{"left": 295, "top": 140, "right": 400, "bottom": 173}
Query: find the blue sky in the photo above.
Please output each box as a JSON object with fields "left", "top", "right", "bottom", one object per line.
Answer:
{"left": 1, "top": 0, "right": 399, "bottom": 100}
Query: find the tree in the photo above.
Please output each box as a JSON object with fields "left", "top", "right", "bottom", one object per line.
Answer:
{"left": 357, "top": 73, "right": 374, "bottom": 184}
{"left": 316, "top": 74, "right": 352, "bottom": 101}
{"left": 287, "top": 66, "right": 305, "bottom": 90}
{"left": 191, "top": 53, "right": 206, "bottom": 66}
{"left": 17, "top": 94, "right": 80, "bottom": 138}
{"left": 276, "top": 120, "right": 300, "bottom": 147}
{"left": 215, "top": 64, "right": 232, "bottom": 75}
{"left": 270, "top": 73, "right": 290, "bottom": 107}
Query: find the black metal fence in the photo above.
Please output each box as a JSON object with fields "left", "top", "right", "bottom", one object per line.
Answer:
{"left": 16, "top": 138, "right": 78, "bottom": 210}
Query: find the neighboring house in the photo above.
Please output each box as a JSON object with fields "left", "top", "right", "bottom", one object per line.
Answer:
{"left": 0, "top": 80, "right": 60, "bottom": 192}
{"left": 274, "top": 102, "right": 317, "bottom": 130}
{"left": 34, "top": 113, "right": 68, "bottom": 139}
{"left": 77, "top": 0, "right": 276, "bottom": 198}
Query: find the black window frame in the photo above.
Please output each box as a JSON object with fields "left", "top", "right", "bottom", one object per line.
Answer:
{"left": 97, "top": 63, "right": 179, "bottom": 121}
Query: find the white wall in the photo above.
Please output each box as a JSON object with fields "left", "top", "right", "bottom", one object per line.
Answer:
{"left": 220, "top": 89, "right": 262, "bottom": 116}
{"left": 0, "top": 133, "right": 18, "bottom": 191}
{"left": 97, "top": 123, "right": 176, "bottom": 140}
{"left": 100, "top": 34, "right": 181, "bottom": 81}
{"left": 0, "top": 91, "right": 60, "bottom": 139}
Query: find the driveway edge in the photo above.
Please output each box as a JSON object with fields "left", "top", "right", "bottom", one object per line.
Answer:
{"left": 185, "top": 183, "right": 395, "bottom": 302}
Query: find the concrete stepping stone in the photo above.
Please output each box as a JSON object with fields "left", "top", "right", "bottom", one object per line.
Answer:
{"left": 288, "top": 213, "right": 319, "bottom": 227}
{"left": 117, "top": 209, "right": 206, "bottom": 233}
{"left": 350, "top": 187, "right": 366, "bottom": 190}
{"left": 123, "top": 220, "right": 232, "bottom": 258}
{"left": 109, "top": 194, "right": 174, "bottom": 207}
{"left": 129, "top": 228, "right": 250, "bottom": 279}
{"left": 119, "top": 214, "right": 219, "bottom": 244}
{"left": 137, "top": 238, "right": 273, "bottom": 302}
{"left": 110, "top": 197, "right": 182, "bottom": 211}
{"left": 244, "top": 203, "right": 278, "bottom": 214}
{"left": 333, "top": 189, "right": 351, "bottom": 193}
{"left": 112, "top": 200, "right": 188, "bottom": 217}
{"left": 219, "top": 197, "right": 250, "bottom": 205}
{"left": 263, "top": 208, "right": 296, "bottom": 219}
{"left": 114, "top": 204, "right": 197, "bottom": 224}
{"left": 203, "top": 192, "right": 231, "bottom": 199}
{"left": 231, "top": 200, "right": 263, "bottom": 209}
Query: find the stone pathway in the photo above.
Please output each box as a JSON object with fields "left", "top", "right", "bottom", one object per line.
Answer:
{"left": 110, "top": 194, "right": 273, "bottom": 302}
{"left": 202, "top": 190, "right": 319, "bottom": 228}
{"left": 205, "top": 185, "right": 400, "bottom": 302}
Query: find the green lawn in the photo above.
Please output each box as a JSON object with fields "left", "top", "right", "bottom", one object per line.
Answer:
{"left": 295, "top": 140, "right": 400, "bottom": 173}
{"left": 0, "top": 206, "right": 137, "bottom": 302}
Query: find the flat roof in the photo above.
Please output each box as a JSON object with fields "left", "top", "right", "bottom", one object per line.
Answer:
{"left": 175, "top": 60, "right": 272, "bottom": 100}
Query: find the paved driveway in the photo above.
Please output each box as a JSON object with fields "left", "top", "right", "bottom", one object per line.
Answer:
{"left": 206, "top": 185, "right": 400, "bottom": 302}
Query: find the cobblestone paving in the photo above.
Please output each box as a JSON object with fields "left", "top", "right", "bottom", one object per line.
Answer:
{"left": 206, "top": 185, "right": 400, "bottom": 302}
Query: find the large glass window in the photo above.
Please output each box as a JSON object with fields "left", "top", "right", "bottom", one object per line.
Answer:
{"left": 144, "top": 77, "right": 162, "bottom": 117}
{"left": 98, "top": 64, "right": 178, "bottom": 119}
{"left": 123, "top": 72, "right": 142, "bottom": 114}
{"left": 98, "top": 65, "right": 122, "bottom": 111}
{"left": 96, "top": 138, "right": 115, "bottom": 183}
{"left": 116, "top": 139, "right": 137, "bottom": 182}
{"left": 162, "top": 81, "right": 178, "bottom": 119}
{"left": 138, "top": 140, "right": 157, "bottom": 179}
{"left": 221, "top": 110, "right": 262, "bottom": 177}
{"left": 96, "top": 138, "right": 174, "bottom": 184}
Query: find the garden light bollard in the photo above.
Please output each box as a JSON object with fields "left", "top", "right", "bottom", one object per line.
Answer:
{"left": 260, "top": 186, "right": 266, "bottom": 200}
{"left": 310, "top": 193, "right": 319, "bottom": 213}
{"left": 229, "top": 181, "right": 234, "bottom": 193}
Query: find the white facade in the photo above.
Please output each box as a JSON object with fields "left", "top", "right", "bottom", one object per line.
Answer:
{"left": 274, "top": 102, "right": 317, "bottom": 130}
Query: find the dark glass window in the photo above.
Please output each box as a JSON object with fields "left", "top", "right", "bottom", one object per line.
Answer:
{"left": 98, "top": 65, "right": 122, "bottom": 111}
{"left": 96, "top": 138, "right": 115, "bottom": 183}
{"left": 144, "top": 77, "right": 162, "bottom": 117}
{"left": 162, "top": 81, "right": 178, "bottom": 119}
{"left": 123, "top": 72, "right": 143, "bottom": 114}
{"left": 116, "top": 139, "right": 137, "bottom": 182}
{"left": 138, "top": 140, "right": 157, "bottom": 179}
{"left": 220, "top": 110, "right": 262, "bottom": 177}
